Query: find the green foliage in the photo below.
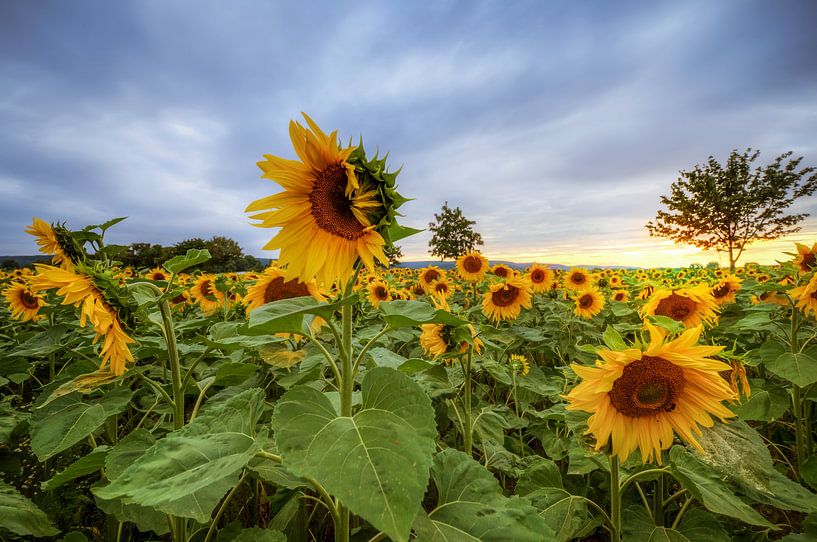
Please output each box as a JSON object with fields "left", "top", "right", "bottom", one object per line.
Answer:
{"left": 428, "top": 201, "right": 484, "bottom": 260}
{"left": 646, "top": 149, "right": 817, "bottom": 269}
{"left": 0, "top": 481, "right": 60, "bottom": 537}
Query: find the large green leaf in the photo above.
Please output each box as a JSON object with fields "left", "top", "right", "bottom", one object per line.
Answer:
{"left": 30, "top": 395, "right": 107, "bottom": 461}
{"left": 669, "top": 446, "right": 775, "bottom": 528}
{"left": 622, "top": 505, "right": 729, "bottom": 542}
{"left": 377, "top": 300, "right": 467, "bottom": 328}
{"left": 733, "top": 378, "right": 790, "bottom": 421}
{"left": 94, "top": 388, "right": 267, "bottom": 523}
{"left": 42, "top": 447, "right": 109, "bottom": 490}
{"left": 272, "top": 367, "right": 435, "bottom": 542}
{"left": 163, "top": 248, "right": 212, "bottom": 274}
{"left": 0, "top": 480, "right": 59, "bottom": 537}
{"left": 412, "top": 448, "right": 554, "bottom": 541}
{"left": 695, "top": 420, "right": 817, "bottom": 513}
{"left": 765, "top": 352, "right": 817, "bottom": 387}
{"left": 246, "top": 296, "right": 343, "bottom": 335}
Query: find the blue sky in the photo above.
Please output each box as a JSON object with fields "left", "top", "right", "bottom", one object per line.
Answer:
{"left": 2, "top": 0, "right": 816, "bottom": 266}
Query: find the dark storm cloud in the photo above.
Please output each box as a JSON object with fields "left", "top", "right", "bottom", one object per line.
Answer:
{"left": 1, "top": 0, "right": 816, "bottom": 264}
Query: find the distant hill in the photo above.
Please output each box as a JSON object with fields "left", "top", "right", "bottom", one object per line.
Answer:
{"left": 0, "top": 255, "right": 51, "bottom": 267}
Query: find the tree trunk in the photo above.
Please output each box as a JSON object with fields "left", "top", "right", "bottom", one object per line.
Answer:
{"left": 728, "top": 242, "right": 736, "bottom": 272}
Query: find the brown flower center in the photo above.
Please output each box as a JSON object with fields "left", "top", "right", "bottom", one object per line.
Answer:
{"left": 609, "top": 356, "right": 685, "bottom": 417}
{"left": 578, "top": 294, "right": 594, "bottom": 309}
{"left": 570, "top": 272, "right": 586, "bottom": 285}
{"left": 423, "top": 269, "right": 440, "bottom": 283}
{"left": 374, "top": 285, "right": 388, "bottom": 300}
{"left": 614, "top": 292, "right": 626, "bottom": 301}
{"left": 20, "top": 291, "right": 40, "bottom": 310}
{"left": 801, "top": 252, "right": 816, "bottom": 272}
{"left": 530, "top": 269, "right": 545, "bottom": 283}
{"left": 494, "top": 266, "right": 509, "bottom": 278}
{"left": 434, "top": 283, "right": 448, "bottom": 295}
{"left": 491, "top": 285, "right": 519, "bottom": 307}
{"left": 264, "top": 276, "right": 311, "bottom": 303}
{"left": 654, "top": 293, "right": 696, "bottom": 322}
{"left": 200, "top": 280, "right": 218, "bottom": 301}
{"left": 150, "top": 272, "right": 168, "bottom": 281}
{"left": 712, "top": 283, "right": 730, "bottom": 298}
{"left": 412, "top": 283, "right": 425, "bottom": 295}
{"left": 463, "top": 256, "right": 483, "bottom": 273}
{"left": 309, "top": 164, "right": 367, "bottom": 240}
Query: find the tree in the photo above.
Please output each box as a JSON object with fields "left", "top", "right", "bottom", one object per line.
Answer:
{"left": 646, "top": 149, "right": 817, "bottom": 271}
{"left": 428, "top": 202, "right": 484, "bottom": 260}
{"left": 203, "top": 236, "right": 245, "bottom": 272}
{"left": 382, "top": 245, "right": 403, "bottom": 267}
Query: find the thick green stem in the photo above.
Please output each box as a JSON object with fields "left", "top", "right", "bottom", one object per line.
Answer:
{"left": 335, "top": 274, "right": 357, "bottom": 542}
{"left": 203, "top": 471, "right": 248, "bottom": 542}
{"left": 610, "top": 455, "right": 621, "bottom": 542}
{"left": 791, "top": 308, "right": 808, "bottom": 470}
{"left": 654, "top": 474, "right": 665, "bottom": 526}
{"left": 463, "top": 347, "right": 474, "bottom": 456}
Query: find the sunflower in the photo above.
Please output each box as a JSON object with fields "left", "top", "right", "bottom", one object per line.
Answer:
{"left": 608, "top": 274, "right": 623, "bottom": 288}
{"left": 638, "top": 285, "right": 655, "bottom": 300}
{"left": 25, "top": 218, "right": 77, "bottom": 269}
{"left": 146, "top": 268, "right": 170, "bottom": 281}
{"left": 611, "top": 290, "right": 629, "bottom": 303}
{"left": 430, "top": 277, "right": 453, "bottom": 301}
{"left": 367, "top": 279, "right": 391, "bottom": 308}
{"left": 574, "top": 288, "right": 605, "bottom": 319}
{"left": 190, "top": 275, "right": 225, "bottom": 314}
{"left": 790, "top": 274, "right": 817, "bottom": 317}
{"left": 710, "top": 275, "right": 741, "bottom": 306}
{"left": 419, "top": 266, "right": 446, "bottom": 291}
{"left": 793, "top": 242, "right": 817, "bottom": 274}
{"left": 491, "top": 264, "right": 514, "bottom": 279}
{"left": 456, "top": 251, "right": 488, "bottom": 282}
{"left": 509, "top": 353, "right": 530, "bottom": 376}
{"left": 3, "top": 283, "right": 45, "bottom": 322}
{"left": 247, "top": 114, "right": 409, "bottom": 287}
{"left": 750, "top": 291, "right": 789, "bottom": 306}
{"left": 244, "top": 267, "right": 323, "bottom": 313}
{"left": 566, "top": 323, "right": 737, "bottom": 464}
{"left": 420, "top": 323, "right": 483, "bottom": 359}
{"left": 527, "top": 264, "right": 554, "bottom": 293}
{"left": 482, "top": 278, "right": 532, "bottom": 322}
{"left": 564, "top": 267, "right": 592, "bottom": 291}
{"left": 641, "top": 285, "right": 718, "bottom": 327}
{"left": 29, "top": 264, "right": 134, "bottom": 375}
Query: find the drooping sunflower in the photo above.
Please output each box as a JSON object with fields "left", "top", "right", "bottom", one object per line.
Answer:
{"left": 710, "top": 275, "right": 741, "bottom": 306}
{"left": 3, "top": 283, "right": 45, "bottom": 322}
{"left": 246, "top": 114, "right": 411, "bottom": 287}
{"left": 430, "top": 277, "right": 453, "bottom": 301}
{"left": 419, "top": 266, "right": 446, "bottom": 291}
{"left": 574, "top": 288, "right": 605, "bottom": 319}
{"left": 420, "top": 323, "right": 482, "bottom": 359}
{"left": 29, "top": 264, "right": 134, "bottom": 375}
{"left": 565, "top": 323, "right": 737, "bottom": 464}
{"left": 793, "top": 242, "right": 817, "bottom": 274}
{"left": 456, "top": 251, "right": 488, "bottom": 282}
{"left": 25, "top": 218, "right": 80, "bottom": 269}
{"left": 244, "top": 267, "right": 323, "bottom": 313}
{"left": 564, "top": 267, "right": 592, "bottom": 291}
{"left": 509, "top": 353, "right": 530, "bottom": 376}
{"left": 190, "top": 275, "right": 225, "bottom": 314}
{"left": 527, "top": 264, "right": 554, "bottom": 293}
{"left": 146, "top": 268, "right": 170, "bottom": 281}
{"left": 641, "top": 285, "right": 718, "bottom": 327}
{"left": 367, "top": 279, "right": 391, "bottom": 308}
{"left": 491, "top": 263, "right": 514, "bottom": 279}
{"left": 481, "top": 278, "right": 532, "bottom": 322}
{"left": 790, "top": 274, "right": 817, "bottom": 317}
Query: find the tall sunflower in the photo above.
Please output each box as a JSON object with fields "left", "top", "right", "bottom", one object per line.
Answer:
{"left": 790, "top": 274, "right": 817, "bottom": 317}
{"left": 244, "top": 267, "right": 323, "bottom": 313}
{"left": 481, "top": 278, "right": 532, "bottom": 322}
{"left": 420, "top": 323, "right": 483, "bottom": 359}
{"left": 564, "top": 267, "right": 592, "bottom": 291}
{"left": 566, "top": 323, "right": 737, "bottom": 464}
{"left": 367, "top": 279, "right": 391, "bottom": 308}
{"left": 246, "top": 114, "right": 411, "bottom": 287}
{"left": 710, "top": 275, "right": 741, "bottom": 306}
{"left": 3, "top": 283, "right": 45, "bottom": 322}
{"left": 419, "top": 266, "right": 446, "bottom": 291}
{"left": 190, "top": 275, "right": 225, "bottom": 314}
{"left": 456, "top": 251, "right": 488, "bottom": 282}
{"left": 527, "top": 264, "right": 554, "bottom": 293}
{"left": 29, "top": 264, "right": 134, "bottom": 375}
{"left": 641, "top": 285, "right": 718, "bottom": 327}
{"left": 793, "top": 242, "right": 817, "bottom": 274}
{"left": 491, "top": 263, "right": 514, "bottom": 279}
{"left": 146, "top": 268, "right": 170, "bottom": 281}
{"left": 574, "top": 288, "right": 605, "bottom": 319}
{"left": 25, "top": 218, "right": 81, "bottom": 269}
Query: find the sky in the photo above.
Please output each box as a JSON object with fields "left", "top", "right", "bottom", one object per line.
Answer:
{"left": 1, "top": 0, "right": 816, "bottom": 268}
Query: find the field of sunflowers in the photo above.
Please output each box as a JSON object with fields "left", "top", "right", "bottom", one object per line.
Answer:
{"left": 2, "top": 115, "right": 817, "bottom": 542}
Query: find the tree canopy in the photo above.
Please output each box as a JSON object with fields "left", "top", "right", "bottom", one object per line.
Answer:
{"left": 428, "top": 202, "right": 484, "bottom": 260}
{"left": 646, "top": 149, "right": 817, "bottom": 270}
{"left": 119, "top": 236, "right": 264, "bottom": 272}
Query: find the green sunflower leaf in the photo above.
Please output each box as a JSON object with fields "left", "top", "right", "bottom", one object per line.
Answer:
{"left": 0, "top": 481, "right": 60, "bottom": 537}
{"left": 377, "top": 300, "right": 467, "bottom": 328}
{"left": 163, "top": 248, "right": 212, "bottom": 274}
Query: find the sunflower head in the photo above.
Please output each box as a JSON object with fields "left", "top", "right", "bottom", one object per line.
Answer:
{"left": 565, "top": 268, "right": 592, "bottom": 291}
{"left": 481, "top": 278, "right": 532, "bottom": 322}
{"left": 641, "top": 285, "right": 718, "bottom": 328}
{"left": 710, "top": 275, "right": 741, "bottom": 306}
{"left": 794, "top": 242, "right": 817, "bottom": 274}
{"left": 491, "top": 264, "right": 514, "bottom": 279}
{"left": 420, "top": 323, "right": 482, "bottom": 360}
{"left": 419, "top": 266, "right": 445, "bottom": 290}
{"left": 146, "top": 268, "right": 170, "bottom": 281}
{"left": 566, "top": 323, "right": 737, "bottom": 464}
{"left": 456, "top": 251, "right": 488, "bottom": 282}
{"left": 25, "top": 218, "right": 85, "bottom": 269}
{"left": 790, "top": 274, "right": 817, "bottom": 317}
{"left": 367, "top": 279, "right": 392, "bottom": 308}
{"left": 574, "top": 288, "right": 605, "bottom": 319}
{"left": 244, "top": 267, "right": 323, "bottom": 313}
{"left": 509, "top": 353, "right": 530, "bottom": 376}
{"left": 527, "top": 264, "right": 554, "bottom": 293}
{"left": 612, "top": 289, "right": 629, "bottom": 303}
{"left": 3, "top": 282, "right": 45, "bottom": 322}
{"left": 247, "top": 114, "right": 417, "bottom": 287}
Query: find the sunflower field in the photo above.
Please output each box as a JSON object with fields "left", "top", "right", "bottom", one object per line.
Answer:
{"left": 2, "top": 117, "right": 817, "bottom": 542}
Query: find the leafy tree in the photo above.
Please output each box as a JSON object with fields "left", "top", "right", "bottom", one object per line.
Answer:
{"left": 174, "top": 237, "right": 207, "bottom": 253}
{"left": 203, "top": 236, "right": 245, "bottom": 272}
{"left": 646, "top": 149, "right": 817, "bottom": 271}
{"left": 1, "top": 258, "right": 17, "bottom": 270}
{"left": 428, "top": 202, "right": 484, "bottom": 260}
{"left": 383, "top": 245, "right": 403, "bottom": 267}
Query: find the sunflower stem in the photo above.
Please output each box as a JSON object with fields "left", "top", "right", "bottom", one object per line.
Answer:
{"left": 463, "top": 346, "right": 474, "bottom": 456}
{"left": 790, "top": 306, "right": 808, "bottom": 471}
{"left": 654, "top": 473, "right": 665, "bottom": 527}
{"left": 610, "top": 455, "right": 621, "bottom": 542}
